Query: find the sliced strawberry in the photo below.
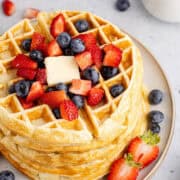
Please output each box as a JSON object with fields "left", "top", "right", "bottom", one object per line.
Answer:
{"left": 69, "top": 79, "right": 92, "bottom": 96}
{"left": 35, "top": 69, "right": 47, "bottom": 84}
{"left": 50, "top": 13, "right": 65, "bottom": 38}
{"left": 26, "top": 81, "right": 44, "bottom": 102}
{"left": 40, "top": 90, "right": 67, "bottom": 108}
{"left": 103, "top": 44, "right": 122, "bottom": 67}
{"left": 11, "top": 54, "right": 38, "bottom": 69}
{"left": 24, "top": 8, "right": 40, "bottom": 19}
{"left": 2, "top": 0, "right": 15, "bottom": 16}
{"left": 47, "top": 40, "right": 63, "bottom": 57}
{"left": 19, "top": 98, "right": 34, "bottom": 109}
{"left": 17, "top": 68, "right": 37, "bottom": 80}
{"left": 30, "top": 32, "right": 45, "bottom": 51}
{"left": 127, "top": 131, "right": 160, "bottom": 168}
{"left": 75, "top": 51, "right": 93, "bottom": 71}
{"left": 60, "top": 100, "right": 78, "bottom": 121}
{"left": 87, "top": 88, "right": 104, "bottom": 106}
{"left": 108, "top": 154, "right": 140, "bottom": 180}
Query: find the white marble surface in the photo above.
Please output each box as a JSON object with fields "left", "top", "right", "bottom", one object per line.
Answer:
{"left": 0, "top": 0, "right": 180, "bottom": 179}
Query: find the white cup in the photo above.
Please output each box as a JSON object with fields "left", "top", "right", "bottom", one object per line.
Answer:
{"left": 142, "top": 0, "right": 180, "bottom": 23}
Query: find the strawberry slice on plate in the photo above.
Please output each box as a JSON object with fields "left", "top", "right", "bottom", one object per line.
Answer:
{"left": 19, "top": 98, "right": 34, "bottom": 109}
{"left": 31, "top": 32, "right": 45, "bottom": 51}
{"left": 2, "top": 0, "right": 15, "bottom": 16}
{"left": 11, "top": 54, "right": 38, "bottom": 69}
{"left": 24, "top": 8, "right": 40, "bottom": 19}
{"left": 17, "top": 68, "right": 37, "bottom": 80}
{"left": 108, "top": 154, "right": 140, "bottom": 180}
{"left": 47, "top": 40, "right": 63, "bottom": 57}
{"left": 128, "top": 131, "right": 160, "bottom": 168}
{"left": 35, "top": 68, "right": 47, "bottom": 84}
{"left": 50, "top": 13, "right": 66, "bottom": 38}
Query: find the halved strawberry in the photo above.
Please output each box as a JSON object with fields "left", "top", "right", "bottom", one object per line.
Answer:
{"left": 19, "top": 98, "right": 34, "bottom": 109}
{"left": 60, "top": 100, "right": 78, "bottom": 121}
{"left": 40, "top": 90, "right": 67, "bottom": 108}
{"left": 17, "top": 68, "right": 37, "bottom": 80}
{"left": 11, "top": 54, "right": 38, "bottom": 69}
{"left": 87, "top": 88, "right": 104, "bottom": 106}
{"left": 2, "top": 0, "right": 15, "bottom": 16}
{"left": 103, "top": 44, "right": 122, "bottom": 67}
{"left": 50, "top": 13, "right": 65, "bottom": 38}
{"left": 127, "top": 131, "right": 160, "bottom": 168}
{"left": 26, "top": 81, "right": 44, "bottom": 102}
{"left": 108, "top": 154, "right": 140, "bottom": 180}
{"left": 30, "top": 32, "right": 45, "bottom": 51}
{"left": 24, "top": 8, "right": 40, "bottom": 19}
{"left": 75, "top": 51, "right": 93, "bottom": 71}
{"left": 47, "top": 40, "right": 63, "bottom": 57}
{"left": 69, "top": 79, "right": 92, "bottom": 96}
{"left": 35, "top": 69, "right": 47, "bottom": 84}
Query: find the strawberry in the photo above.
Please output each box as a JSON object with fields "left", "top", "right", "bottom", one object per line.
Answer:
{"left": 75, "top": 51, "right": 93, "bottom": 71}
{"left": 35, "top": 69, "right": 47, "bottom": 84}
{"left": 26, "top": 81, "right": 44, "bottom": 102}
{"left": 17, "top": 68, "right": 37, "bottom": 80}
{"left": 11, "top": 54, "right": 38, "bottom": 69}
{"left": 60, "top": 100, "right": 78, "bottom": 121}
{"left": 87, "top": 88, "right": 104, "bottom": 106}
{"left": 40, "top": 90, "right": 67, "bottom": 108}
{"left": 108, "top": 154, "right": 140, "bottom": 180}
{"left": 30, "top": 32, "right": 45, "bottom": 51}
{"left": 50, "top": 13, "right": 65, "bottom": 38}
{"left": 47, "top": 40, "right": 63, "bottom": 57}
{"left": 19, "top": 98, "right": 34, "bottom": 109}
{"left": 127, "top": 131, "right": 160, "bottom": 168}
{"left": 2, "top": 0, "right": 15, "bottom": 16}
{"left": 103, "top": 44, "right": 122, "bottom": 67}
{"left": 24, "top": 8, "right": 40, "bottom": 19}
{"left": 69, "top": 79, "right": 92, "bottom": 96}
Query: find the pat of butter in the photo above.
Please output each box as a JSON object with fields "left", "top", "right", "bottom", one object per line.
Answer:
{"left": 45, "top": 56, "right": 80, "bottom": 86}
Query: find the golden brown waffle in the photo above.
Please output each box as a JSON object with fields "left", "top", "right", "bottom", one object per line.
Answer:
{"left": 0, "top": 11, "right": 149, "bottom": 179}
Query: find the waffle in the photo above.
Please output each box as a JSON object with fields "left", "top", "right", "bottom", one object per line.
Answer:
{"left": 0, "top": 11, "right": 149, "bottom": 179}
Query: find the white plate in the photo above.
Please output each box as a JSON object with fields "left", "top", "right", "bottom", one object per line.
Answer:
{"left": 0, "top": 36, "right": 175, "bottom": 180}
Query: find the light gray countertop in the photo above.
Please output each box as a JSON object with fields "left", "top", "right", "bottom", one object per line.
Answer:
{"left": 0, "top": 0, "right": 180, "bottom": 179}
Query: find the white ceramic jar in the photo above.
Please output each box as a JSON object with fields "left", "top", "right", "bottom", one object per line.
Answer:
{"left": 142, "top": 0, "right": 180, "bottom": 23}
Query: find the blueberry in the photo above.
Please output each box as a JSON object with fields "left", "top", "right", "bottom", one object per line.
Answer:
{"left": 8, "top": 84, "right": 15, "bottom": 94}
{"left": 46, "top": 87, "right": 55, "bottom": 92}
{"left": 70, "top": 39, "right": 85, "bottom": 53}
{"left": 110, "top": 84, "right": 125, "bottom": 97}
{"left": 116, "top": 0, "right": 130, "bottom": 11}
{"left": 150, "top": 123, "right": 161, "bottom": 134}
{"left": 15, "top": 80, "right": 31, "bottom": 98}
{"left": 148, "top": 111, "right": 164, "bottom": 124}
{"left": 100, "top": 66, "right": 119, "bottom": 80}
{"left": 38, "top": 61, "right": 45, "bottom": 69}
{"left": 63, "top": 48, "right": 74, "bottom": 56}
{"left": 71, "top": 95, "right": 85, "bottom": 109}
{"left": 75, "top": 20, "right": 89, "bottom": 33}
{"left": 82, "top": 67, "right": 99, "bottom": 85}
{"left": 0, "top": 170, "right": 15, "bottom": 180}
{"left": 21, "top": 39, "right": 31, "bottom": 52}
{"left": 55, "top": 83, "right": 68, "bottom": 93}
{"left": 56, "top": 32, "right": 72, "bottom": 49}
{"left": 148, "top": 89, "right": 163, "bottom": 105}
{"left": 29, "top": 50, "right": 44, "bottom": 63}
{"left": 52, "top": 108, "right": 61, "bottom": 119}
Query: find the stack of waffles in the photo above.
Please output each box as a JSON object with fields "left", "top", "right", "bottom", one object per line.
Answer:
{"left": 0, "top": 11, "right": 149, "bottom": 180}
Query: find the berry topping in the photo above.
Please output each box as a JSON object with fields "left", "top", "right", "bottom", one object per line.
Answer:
{"left": 40, "top": 90, "right": 67, "bottom": 108}
{"left": 46, "top": 87, "right": 55, "bottom": 92}
{"left": 69, "top": 79, "right": 92, "bottom": 96}
{"left": 60, "top": 100, "right": 78, "bottom": 121}
{"left": 71, "top": 95, "right": 85, "bottom": 109}
{"left": 35, "top": 68, "right": 47, "bottom": 84}
{"left": 103, "top": 44, "right": 122, "bottom": 67}
{"left": 2, "top": 0, "right": 15, "bottom": 16}
{"left": 14, "top": 80, "right": 31, "bottom": 98}
{"left": 116, "top": 0, "right": 130, "bottom": 12}
{"left": 148, "top": 89, "right": 163, "bottom": 105}
{"left": 75, "top": 51, "right": 93, "bottom": 71}
{"left": 70, "top": 39, "right": 85, "bottom": 53}
{"left": 110, "top": 84, "right": 125, "bottom": 97}
{"left": 56, "top": 32, "right": 72, "bottom": 49}
{"left": 24, "top": 8, "right": 40, "bottom": 19}
{"left": 29, "top": 50, "right": 44, "bottom": 63}
{"left": 82, "top": 67, "right": 99, "bottom": 85}
{"left": 0, "top": 170, "right": 15, "bottom": 180}
{"left": 87, "top": 88, "right": 104, "bottom": 106}
{"left": 21, "top": 39, "right": 32, "bottom": 52}
{"left": 11, "top": 54, "right": 38, "bottom": 70}
{"left": 63, "top": 48, "right": 74, "bottom": 56}
{"left": 8, "top": 84, "right": 15, "bottom": 94}
{"left": 52, "top": 108, "right": 61, "bottom": 119}
{"left": 75, "top": 19, "right": 89, "bottom": 33}
{"left": 50, "top": 13, "right": 65, "bottom": 38}
{"left": 100, "top": 66, "right": 119, "bottom": 80}
{"left": 127, "top": 131, "right": 160, "bottom": 168}
{"left": 47, "top": 40, "right": 63, "bottom": 57}
{"left": 150, "top": 123, "right": 161, "bottom": 134}
{"left": 148, "top": 111, "right": 164, "bottom": 124}
{"left": 30, "top": 32, "right": 45, "bottom": 51}
{"left": 17, "top": 68, "right": 37, "bottom": 80}
{"left": 55, "top": 83, "right": 68, "bottom": 93}
{"left": 19, "top": 98, "right": 34, "bottom": 109}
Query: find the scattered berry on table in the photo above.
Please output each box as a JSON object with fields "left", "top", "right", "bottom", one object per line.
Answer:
{"left": 71, "top": 95, "right": 85, "bottom": 109}
{"left": 150, "top": 123, "right": 161, "bottom": 134}
{"left": 116, "top": 0, "right": 130, "bottom": 12}
{"left": 70, "top": 39, "right": 85, "bottom": 53}
{"left": 148, "top": 111, "right": 164, "bottom": 124}
{"left": 2, "top": 0, "right": 16, "bottom": 16}
{"left": 52, "top": 108, "right": 61, "bottom": 119}
{"left": 75, "top": 19, "right": 89, "bottom": 33}
{"left": 56, "top": 32, "right": 72, "bottom": 49}
{"left": 148, "top": 89, "right": 163, "bottom": 105}
{"left": 29, "top": 50, "right": 44, "bottom": 63}
{"left": 100, "top": 66, "right": 119, "bottom": 80}
{"left": 0, "top": 170, "right": 15, "bottom": 180}
{"left": 24, "top": 8, "right": 40, "bottom": 19}
{"left": 21, "top": 39, "right": 32, "bottom": 52}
